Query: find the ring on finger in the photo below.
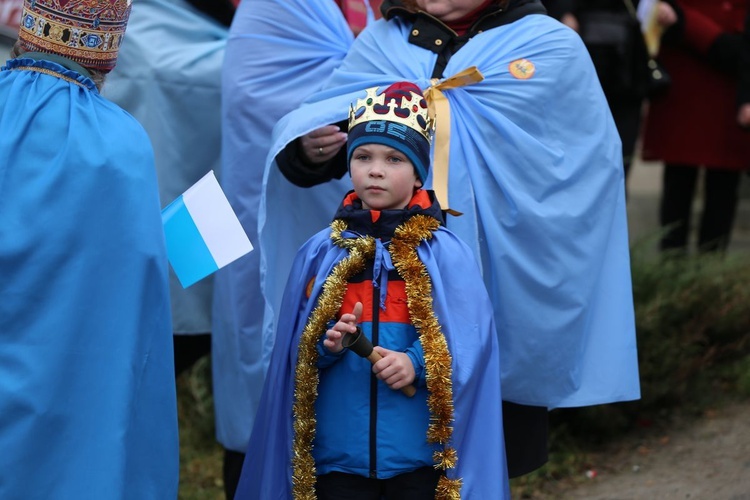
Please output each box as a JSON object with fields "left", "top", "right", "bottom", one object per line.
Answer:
{"left": 317, "top": 146, "right": 324, "bottom": 156}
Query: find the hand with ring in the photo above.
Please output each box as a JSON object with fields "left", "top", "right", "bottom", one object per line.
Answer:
{"left": 300, "top": 125, "right": 347, "bottom": 164}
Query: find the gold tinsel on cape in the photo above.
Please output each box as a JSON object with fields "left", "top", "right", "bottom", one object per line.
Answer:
{"left": 291, "top": 215, "right": 462, "bottom": 499}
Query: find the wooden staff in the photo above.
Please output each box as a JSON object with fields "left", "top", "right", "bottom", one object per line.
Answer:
{"left": 342, "top": 327, "right": 416, "bottom": 397}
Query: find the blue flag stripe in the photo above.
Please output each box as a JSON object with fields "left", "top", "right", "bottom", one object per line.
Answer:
{"left": 162, "top": 196, "right": 218, "bottom": 288}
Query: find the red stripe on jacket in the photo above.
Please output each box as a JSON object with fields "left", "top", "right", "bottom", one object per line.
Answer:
{"left": 339, "top": 280, "right": 410, "bottom": 324}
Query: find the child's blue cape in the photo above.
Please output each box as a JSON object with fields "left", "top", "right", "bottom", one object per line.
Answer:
{"left": 236, "top": 224, "right": 509, "bottom": 499}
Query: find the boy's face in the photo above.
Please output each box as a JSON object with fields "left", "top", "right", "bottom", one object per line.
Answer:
{"left": 350, "top": 144, "right": 422, "bottom": 211}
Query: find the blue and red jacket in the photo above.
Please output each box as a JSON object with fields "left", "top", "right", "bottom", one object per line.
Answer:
{"left": 313, "top": 189, "right": 443, "bottom": 479}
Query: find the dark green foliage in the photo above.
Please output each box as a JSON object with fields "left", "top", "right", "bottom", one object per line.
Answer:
{"left": 550, "top": 251, "right": 750, "bottom": 441}
{"left": 630, "top": 251, "right": 750, "bottom": 414}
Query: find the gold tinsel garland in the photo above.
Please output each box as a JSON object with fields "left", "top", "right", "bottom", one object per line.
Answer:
{"left": 292, "top": 216, "right": 461, "bottom": 499}
{"left": 390, "top": 215, "right": 462, "bottom": 498}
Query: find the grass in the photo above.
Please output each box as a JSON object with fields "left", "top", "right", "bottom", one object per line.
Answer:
{"left": 177, "top": 356, "right": 224, "bottom": 500}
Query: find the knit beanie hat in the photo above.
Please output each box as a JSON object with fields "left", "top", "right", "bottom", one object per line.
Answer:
{"left": 347, "top": 82, "right": 433, "bottom": 183}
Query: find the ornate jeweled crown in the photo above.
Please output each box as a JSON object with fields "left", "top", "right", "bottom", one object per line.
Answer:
{"left": 18, "top": 0, "right": 133, "bottom": 72}
{"left": 348, "top": 85, "right": 434, "bottom": 141}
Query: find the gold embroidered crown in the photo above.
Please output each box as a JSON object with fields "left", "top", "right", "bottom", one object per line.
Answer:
{"left": 348, "top": 85, "right": 434, "bottom": 141}
{"left": 19, "top": 0, "right": 133, "bottom": 72}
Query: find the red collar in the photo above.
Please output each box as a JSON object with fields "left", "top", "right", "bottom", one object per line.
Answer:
{"left": 342, "top": 189, "right": 432, "bottom": 223}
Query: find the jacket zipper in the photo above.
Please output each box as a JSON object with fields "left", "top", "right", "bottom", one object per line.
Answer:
{"left": 369, "top": 277, "right": 380, "bottom": 478}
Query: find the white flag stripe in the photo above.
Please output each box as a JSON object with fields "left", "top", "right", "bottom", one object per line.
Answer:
{"left": 183, "top": 171, "right": 253, "bottom": 268}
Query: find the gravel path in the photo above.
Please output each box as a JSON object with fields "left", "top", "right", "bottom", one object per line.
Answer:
{"left": 554, "top": 401, "right": 750, "bottom": 500}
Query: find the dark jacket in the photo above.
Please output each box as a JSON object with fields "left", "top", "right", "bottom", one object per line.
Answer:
{"left": 313, "top": 189, "right": 443, "bottom": 478}
{"left": 184, "top": 0, "right": 236, "bottom": 26}
{"left": 738, "top": 8, "right": 750, "bottom": 105}
{"left": 543, "top": 0, "right": 650, "bottom": 98}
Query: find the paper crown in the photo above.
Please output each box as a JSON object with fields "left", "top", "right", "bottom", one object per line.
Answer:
{"left": 18, "top": 0, "right": 133, "bottom": 72}
{"left": 348, "top": 84, "right": 434, "bottom": 141}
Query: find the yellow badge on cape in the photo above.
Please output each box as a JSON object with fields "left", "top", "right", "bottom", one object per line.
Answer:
{"left": 509, "top": 59, "right": 536, "bottom": 80}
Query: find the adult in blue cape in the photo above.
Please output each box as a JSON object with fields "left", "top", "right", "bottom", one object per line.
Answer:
{"left": 260, "top": 0, "right": 641, "bottom": 478}
{"left": 0, "top": 0, "right": 178, "bottom": 498}
{"left": 211, "top": 0, "right": 377, "bottom": 492}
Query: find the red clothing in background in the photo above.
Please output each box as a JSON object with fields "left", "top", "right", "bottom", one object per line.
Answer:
{"left": 642, "top": 0, "right": 750, "bottom": 171}
{"left": 337, "top": 0, "right": 383, "bottom": 35}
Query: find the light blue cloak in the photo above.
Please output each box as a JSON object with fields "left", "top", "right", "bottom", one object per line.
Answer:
{"left": 0, "top": 58, "right": 178, "bottom": 498}
{"left": 212, "top": 0, "right": 364, "bottom": 451}
{"left": 104, "top": 0, "right": 228, "bottom": 335}
{"left": 259, "top": 14, "right": 640, "bottom": 409}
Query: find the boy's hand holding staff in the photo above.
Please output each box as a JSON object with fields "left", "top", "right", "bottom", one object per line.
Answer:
{"left": 325, "top": 302, "right": 417, "bottom": 397}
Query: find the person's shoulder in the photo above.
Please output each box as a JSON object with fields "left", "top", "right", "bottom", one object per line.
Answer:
{"left": 428, "top": 226, "right": 478, "bottom": 261}
{"left": 499, "top": 14, "right": 588, "bottom": 61}
{"left": 357, "top": 16, "right": 400, "bottom": 40}
{"left": 95, "top": 96, "right": 149, "bottom": 135}
{"left": 507, "top": 12, "right": 582, "bottom": 44}
{"left": 289, "top": 226, "right": 342, "bottom": 281}
{"left": 424, "top": 227, "right": 487, "bottom": 287}
{"left": 308, "top": 225, "right": 335, "bottom": 244}
{"left": 92, "top": 98, "right": 155, "bottom": 163}
{"left": 296, "top": 226, "right": 337, "bottom": 255}
{"left": 500, "top": 13, "right": 581, "bottom": 43}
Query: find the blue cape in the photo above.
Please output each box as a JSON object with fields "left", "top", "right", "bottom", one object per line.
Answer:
{"left": 212, "top": 0, "right": 362, "bottom": 451}
{"left": 235, "top": 223, "right": 508, "bottom": 499}
{"left": 259, "top": 14, "right": 640, "bottom": 408}
{"left": 0, "top": 59, "right": 178, "bottom": 497}
{"left": 104, "top": 0, "right": 228, "bottom": 334}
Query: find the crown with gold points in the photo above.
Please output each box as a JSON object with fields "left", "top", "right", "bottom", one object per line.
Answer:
{"left": 348, "top": 84, "right": 434, "bottom": 141}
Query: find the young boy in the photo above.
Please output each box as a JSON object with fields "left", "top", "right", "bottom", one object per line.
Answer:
{"left": 234, "top": 82, "right": 508, "bottom": 499}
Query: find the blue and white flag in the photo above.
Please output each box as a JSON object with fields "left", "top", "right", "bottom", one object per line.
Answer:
{"left": 162, "top": 170, "right": 253, "bottom": 288}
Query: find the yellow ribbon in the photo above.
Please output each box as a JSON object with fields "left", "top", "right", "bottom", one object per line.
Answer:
{"left": 424, "top": 66, "right": 485, "bottom": 216}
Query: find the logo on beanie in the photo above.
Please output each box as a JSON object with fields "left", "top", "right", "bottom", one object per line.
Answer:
{"left": 348, "top": 84, "right": 433, "bottom": 141}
